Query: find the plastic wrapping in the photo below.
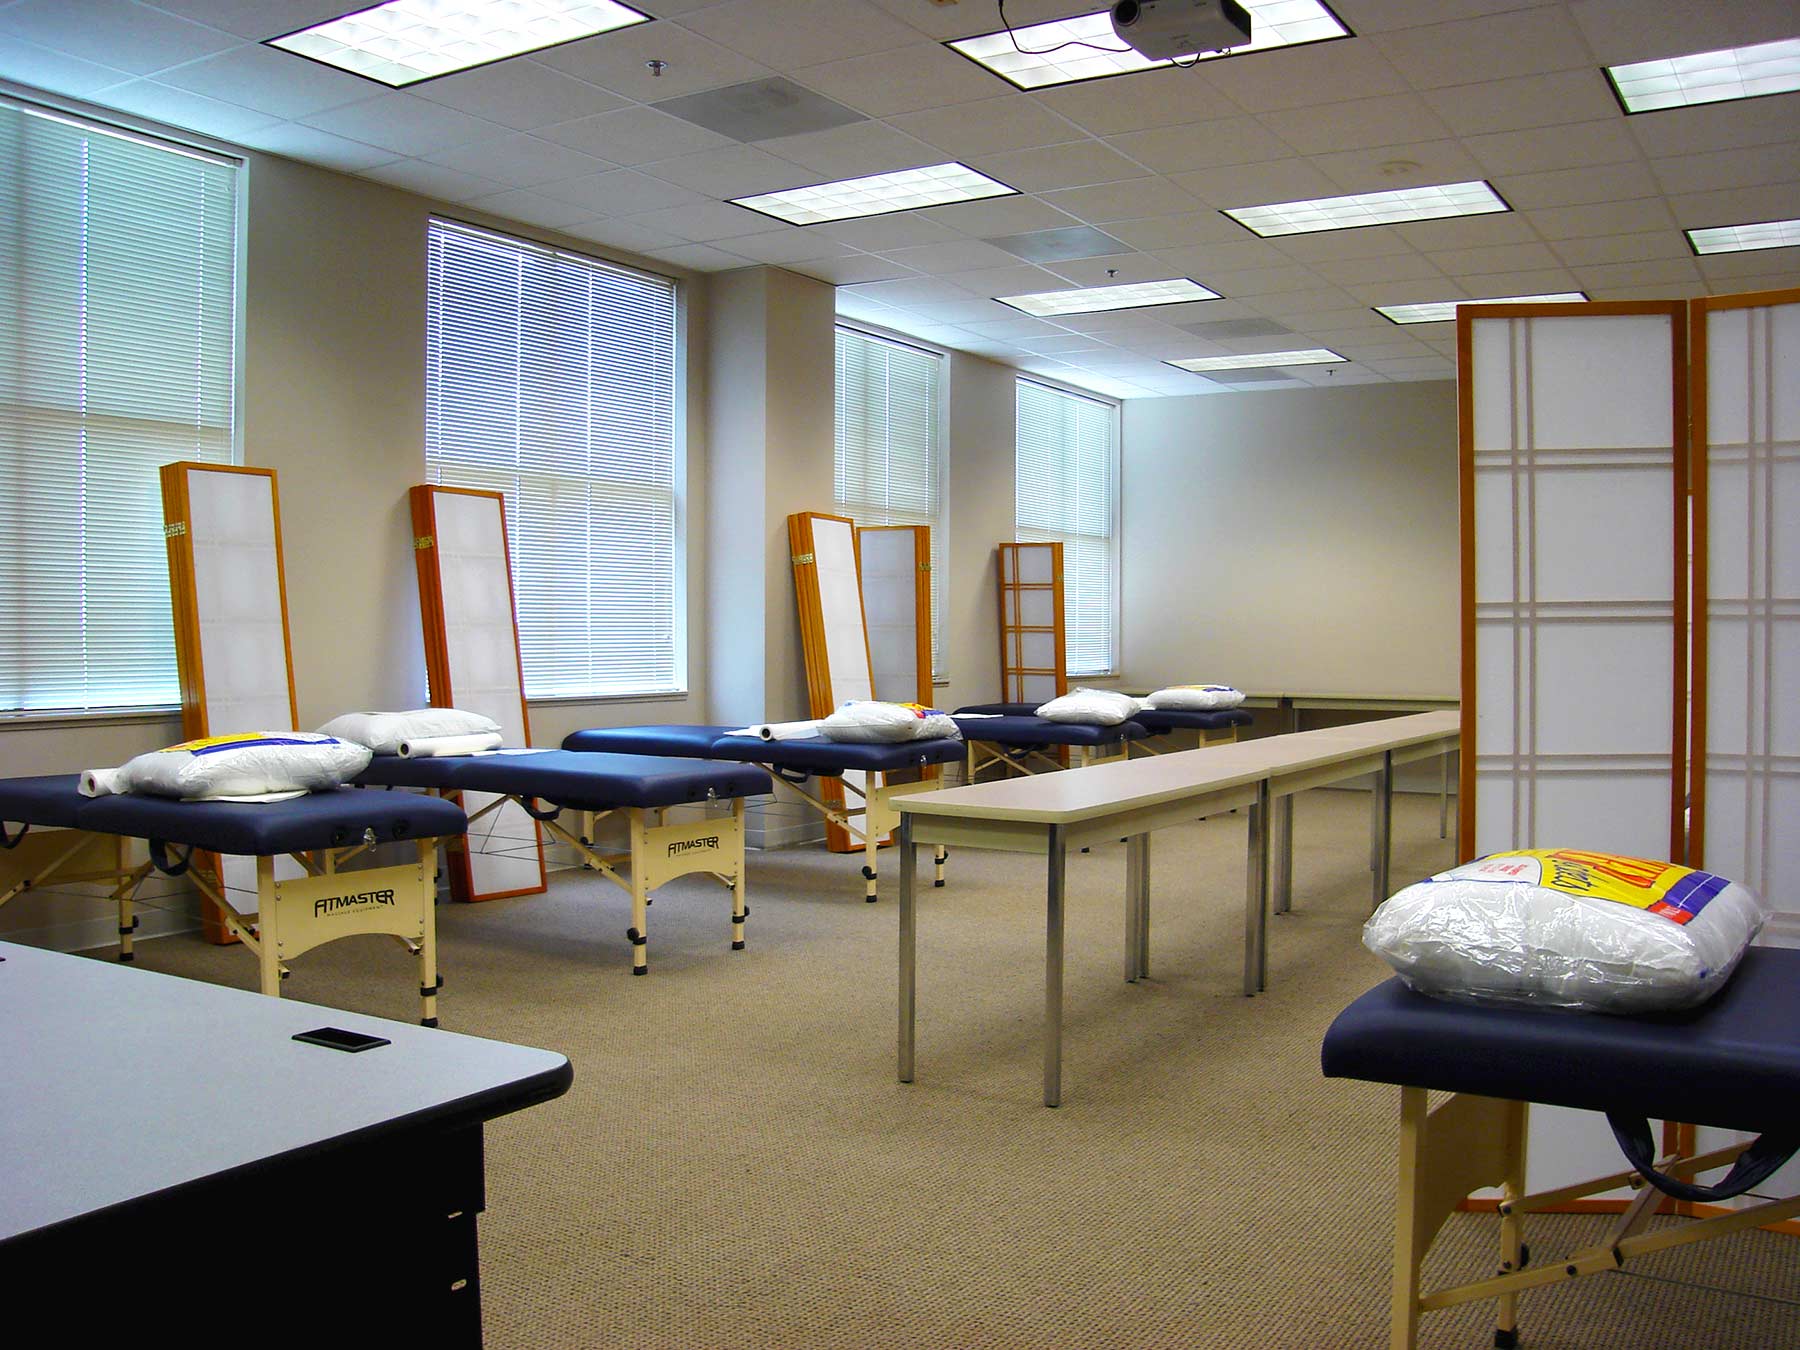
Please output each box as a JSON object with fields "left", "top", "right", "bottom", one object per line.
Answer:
{"left": 315, "top": 707, "right": 501, "bottom": 756}
{"left": 1034, "top": 688, "right": 1144, "bottom": 725}
{"left": 1143, "top": 684, "right": 1246, "bottom": 710}
{"left": 1364, "top": 849, "right": 1768, "bottom": 1015}
{"left": 81, "top": 732, "right": 371, "bottom": 803}
{"left": 820, "top": 702, "right": 959, "bottom": 744}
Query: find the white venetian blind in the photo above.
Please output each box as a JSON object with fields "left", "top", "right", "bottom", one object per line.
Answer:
{"left": 425, "top": 218, "right": 682, "bottom": 698}
{"left": 1015, "top": 378, "right": 1118, "bottom": 676}
{"left": 0, "top": 99, "right": 238, "bottom": 713}
{"left": 834, "top": 326, "right": 947, "bottom": 676}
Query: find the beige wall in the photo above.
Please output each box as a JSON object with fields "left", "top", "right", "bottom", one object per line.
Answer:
{"left": 939, "top": 351, "right": 1018, "bottom": 712}
{"left": 1120, "top": 381, "right": 1460, "bottom": 698}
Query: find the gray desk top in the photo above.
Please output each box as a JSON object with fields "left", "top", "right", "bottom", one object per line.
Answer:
{"left": 0, "top": 941, "right": 571, "bottom": 1243}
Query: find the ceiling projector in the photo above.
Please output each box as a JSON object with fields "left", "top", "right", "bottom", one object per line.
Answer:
{"left": 1109, "top": 0, "right": 1253, "bottom": 61}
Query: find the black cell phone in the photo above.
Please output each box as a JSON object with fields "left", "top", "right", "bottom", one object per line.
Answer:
{"left": 292, "top": 1026, "right": 391, "bottom": 1053}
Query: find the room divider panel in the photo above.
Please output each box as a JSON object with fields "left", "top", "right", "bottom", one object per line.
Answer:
{"left": 996, "top": 541, "right": 1065, "bottom": 705}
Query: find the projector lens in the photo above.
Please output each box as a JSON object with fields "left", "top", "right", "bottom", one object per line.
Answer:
{"left": 1113, "top": 1, "right": 1141, "bottom": 25}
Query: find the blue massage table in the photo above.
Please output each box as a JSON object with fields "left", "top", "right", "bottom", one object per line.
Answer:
{"left": 0, "top": 776, "right": 467, "bottom": 1023}
{"left": 358, "top": 749, "right": 769, "bottom": 972}
{"left": 1128, "top": 706, "right": 1253, "bottom": 753}
{"left": 950, "top": 703, "right": 1147, "bottom": 780}
{"left": 1322, "top": 947, "right": 1800, "bottom": 1348}
{"left": 559, "top": 726, "right": 964, "bottom": 900}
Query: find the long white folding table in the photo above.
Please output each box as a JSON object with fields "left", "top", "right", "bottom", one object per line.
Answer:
{"left": 896, "top": 711, "right": 1460, "bottom": 1106}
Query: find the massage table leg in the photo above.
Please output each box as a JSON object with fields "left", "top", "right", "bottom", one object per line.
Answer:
{"left": 416, "top": 839, "right": 442, "bottom": 1026}
{"left": 627, "top": 811, "right": 651, "bottom": 975}
{"left": 730, "top": 798, "right": 747, "bottom": 950}
{"left": 254, "top": 855, "right": 284, "bottom": 998}
{"left": 934, "top": 845, "right": 946, "bottom": 887}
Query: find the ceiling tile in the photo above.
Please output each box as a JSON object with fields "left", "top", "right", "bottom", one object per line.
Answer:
{"left": 1625, "top": 95, "right": 1800, "bottom": 160}
{"left": 974, "top": 140, "right": 1148, "bottom": 193}
{"left": 1259, "top": 94, "right": 1456, "bottom": 156}
{"left": 887, "top": 96, "right": 1081, "bottom": 158}
{"left": 651, "top": 76, "right": 863, "bottom": 142}
{"left": 878, "top": 239, "right": 1024, "bottom": 274}
{"left": 1103, "top": 212, "right": 1247, "bottom": 250}
{"left": 813, "top": 214, "right": 960, "bottom": 250}
{"left": 0, "top": 0, "right": 236, "bottom": 75}
{"left": 1697, "top": 253, "right": 1800, "bottom": 284}
{"left": 1666, "top": 182, "right": 1800, "bottom": 229}
{"left": 1421, "top": 69, "right": 1623, "bottom": 137}
{"left": 1522, "top": 198, "right": 1677, "bottom": 238}
{"left": 148, "top": 1, "right": 354, "bottom": 41}
{"left": 426, "top": 133, "right": 613, "bottom": 189}
{"left": 1196, "top": 37, "right": 1411, "bottom": 112}
{"left": 561, "top": 216, "right": 688, "bottom": 254}
{"left": 643, "top": 241, "right": 751, "bottom": 271}
{"left": 0, "top": 31, "right": 131, "bottom": 96}
{"left": 238, "top": 121, "right": 395, "bottom": 171}
{"left": 85, "top": 78, "right": 280, "bottom": 140}
{"left": 679, "top": 0, "right": 921, "bottom": 69}
{"left": 408, "top": 59, "right": 626, "bottom": 130}
{"left": 1572, "top": 257, "right": 1704, "bottom": 291}
{"left": 1169, "top": 158, "right": 1340, "bottom": 210}
{"left": 1267, "top": 229, "right": 1418, "bottom": 262}
{"left": 1047, "top": 255, "right": 1192, "bottom": 287}
{"left": 1311, "top": 252, "right": 1448, "bottom": 285}
{"left": 301, "top": 93, "right": 504, "bottom": 158}
{"left": 1263, "top": 304, "right": 1390, "bottom": 329}
{"left": 1386, "top": 213, "right": 1543, "bottom": 250}
{"left": 1039, "top": 178, "right": 1202, "bottom": 224}
{"left": 1033, "top": 69, "right": 1247, "bottom": 137}
{"left": 1566, "top": 0, "right": 1800, "bottom": 66}
{"left": 362, "top": 158, "right": 505, "bottom": 203}
{"left": 1424, "top": 241, "right": 1563, "bottom": 276}
{"left": 940, "top": 264, "right": 1068, "bottom": 297}
{"left": 1201, "top": 264, "right": 1329, "bottom": 296}
{"left": 1108, "top": 118, "right": 1295, "bottom": 174}
{"left": 759, "top": 120, "right": 938, "bottom": 177}
{"left": 1547, "top": 232, "right": 1692, "bottom": 267}
{"left": 855, "top": 275, "right": 988, "bottom": 307}
{"left": 538, "top": 106, "right": 736, "bottom": 164}
{"left": 1652, "top": 144, "right": 1800, "bottom": 198}
{"left": 1496, "top": 161, "right": 1663, "bottom": 210}
{"left": 793, "top": 42, "right": 1000, "bottom": 118}
{"left": 146, "top": 40, "right": 370, "bottom": 120}
{"left": 638, "top": 143, "right": 811, "bottom": 197}
{"left": 534, "top": 22, "right": 774, "bottom": 102}
{"left": 537, "top": 168, "right": 705, "bottom": 215}
{"left": 1369, "top": 7, "right": 1594, "bottom": 89}
{"left": 623, "top": 198, "right": 777, "bottom": 242}
{"left": 1308, "top": 141, "right": 1490, "bottom": 196}
{"left": 462, "top": 187, "right": 596, "bottom": 229}
{"left": 1465, "top": 120, "right": 1645, "bottom": 177}
{"left": 1010, "top": 335, "right": 1109, "bottom": 354}
{"left": 1150, "top": 238, "right": 1293, "bottom": 272}
{"left": 958, "top": 316, "right": 1070, "bottom": 340}
{"left": 988, "top": 225, "right": 1130, "bottom": 263}
{"left": 918, "top": 194, "right": 1078, "bottom": 237}
{"left": 722, "top": 228, "right": 853, "bottom": 264}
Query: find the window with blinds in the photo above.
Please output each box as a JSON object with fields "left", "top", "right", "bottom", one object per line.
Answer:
{"left": 0, "top": 100, "right": 238, "bottom": 714}
{"left": 834, "top": 326, "right": 947, "bottom": 678}
{"left": 425, "top": 219, "right": 683, "bottom": 699}
{"left": 1015, "top": 378, "right": 1119, "bottom": 677}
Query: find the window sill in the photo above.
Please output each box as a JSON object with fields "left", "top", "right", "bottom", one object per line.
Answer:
{"left": 0, "top": 706, "right": 183, "bottom": 732}
{"left": 526, "top": 689, "right": 693, "bottom": 708}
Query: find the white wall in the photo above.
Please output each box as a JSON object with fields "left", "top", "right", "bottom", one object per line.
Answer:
{"left": 1121, "top": 381, "right": 1460, "bottom": 698}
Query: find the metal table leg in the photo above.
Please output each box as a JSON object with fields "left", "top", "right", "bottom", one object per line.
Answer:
{"left": 1373, "top": 750, "right": 1393, "bottom": 911}
{"left": 1244, "top": 779, "right": 1270, "bottom": 996}
{"left": 898, "top": 816, "right": 916, "bottom": 1084}
{"left": 1273, "top": 793, "right": 1294, "bottom": 915}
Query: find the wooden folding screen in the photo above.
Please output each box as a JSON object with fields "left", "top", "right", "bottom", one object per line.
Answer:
{"left": 1459, "top": 302, "right": 1689, "bottom": 1198}
{"left": 790, "top": 512, "right": 875, "bottom": 852}
{"left": 857, "top": 525, "right": 933, "bottom": 708}
{"left": 1687, "top": 287, "right": 1800, "bottom": 1210}
{"left": 161, "top": 462, "right": 301, "bottom": 941}
{"left": 410, "top": 485, "right": 545, "bottom": 902}
{"left": 996, "top": 542, "right": 1065, "bottom": 704}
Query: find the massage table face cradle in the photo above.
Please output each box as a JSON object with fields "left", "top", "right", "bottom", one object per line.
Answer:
{"left": 0, "top": 779, "right": 462, "bottom": 1024}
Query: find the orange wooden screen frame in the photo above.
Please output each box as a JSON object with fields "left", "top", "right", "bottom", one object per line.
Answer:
{"left": 996, "top": 541, "right": 1067, "bottom": 704}
{"left": 410, "top": 484, "right": 546, "bottom": 902}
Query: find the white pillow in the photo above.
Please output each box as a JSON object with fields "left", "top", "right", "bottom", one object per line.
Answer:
{"left": 1035, "top": 688, "right": 1144, "bottom": 726}
{"left": 1144, "top": 684, "right": 1245, "bottom": 711}
{"left": 820, "top": 702, "right": 960, "bottom": 744}
{"left": 81, "top": 732, "right": 372, "bottom": 802}
{"left": 1363, "top": 848, "right": 1768, "bottom": 1014}
{"left": 316, "top": 707, "right": 501, "bottom": 756}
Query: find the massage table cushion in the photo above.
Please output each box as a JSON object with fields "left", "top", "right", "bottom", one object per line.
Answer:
{"left": 950, "top": 712, "right": 1147, "bottom": 748}
{"left": 356, "top": 749, "right": 769, "bottom": 811}
{"left": 560, "top": 726, "right": 962, "bottom": 776}
{"left": 1132, "top": 708, "right": 1253, "bottom": 733}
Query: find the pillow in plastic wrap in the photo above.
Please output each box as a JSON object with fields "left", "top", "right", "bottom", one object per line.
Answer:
{"left": 1363, "top": 848, "right": 1767, "bottom": 1014}
{"left": 1034, "top": 688, "right": 1144, "bottom": 725}
{"left": 316, "top": 707, "right": 501, "bottom": 756}
{"left": 1143, "top": 684, "right": 1246, "bottom": 710}
{"left": 820, "top": 701, "right": 960, "bottom": 744}
{"left": 81, "top": 732, "right": 373, "bottom": 803}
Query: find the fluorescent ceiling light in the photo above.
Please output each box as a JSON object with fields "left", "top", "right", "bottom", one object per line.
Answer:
{"left": 1607, "top": 37, "right": 1800, "bottom": 113}
{"left": 1686, "top": 218, "right": 1800, "bottom": 255}
{"left": 1225, "top": 181, "right": 1508, "bottom": 237}
{"left": 732, "top": 162, "right": 1015, "bottom": 226}
{"left": 947, "top": 0, "right": 1348, "bottom": 91}
{"left": 1376, "top": 292, "right": 1588, "bottom": 324}
{"left": 998, "top": 278, "right": 1221, "bottom": 316}
{"left": 267, "top": 0, "right": 649, "bottom": 87}
{"left": 1169, "top": 349, "right": 1345, "bottom": 372}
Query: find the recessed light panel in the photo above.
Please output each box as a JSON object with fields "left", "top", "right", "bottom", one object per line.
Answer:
{"left": 1686, "top": 218, "right": 1800, "bottom": 255}
{"left": 997, "top": 278, "right": 1220, "bottom": 316}
{"left": 732, "top": 163, "right": 1016, "bottom": 226}
{"left": 1224, "top": 181, "right": 1508, "bottom": 237}
{"left": 1607, "top": 37, "right": 1800, "bottom": 113}
{"left": 268, "top": 0, "right": 650, "bottom": 87}
{"left": 947, "top": 0, "right": 1348, "bottom": 91}
{"left": 1169, "top": 349, "right": 1345, "bottom": 372}
{"left": 1376, "top": 292, "right": 1588, "bottom": 324}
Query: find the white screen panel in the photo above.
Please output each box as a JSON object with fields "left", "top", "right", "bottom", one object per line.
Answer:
{"left": 814, "top": 517, "right": 874, "bottom": 704}
{"left": 1533, "top": 623, "right": 1672, "bottom": 756}
{"left": 859, "top": 528, "right": 923, "bottom": 707}
{"left": 429, "top": 490, "right": 541, "bottom": 899}
{"left": 1018, "top": 545, "right": 1052, "bottom": 585}
{"left": 1527, "top": 315, "right": 1674, "bottom": 450}
{"left": 1532, "top": 469, "right": 1672, "bottom": 604}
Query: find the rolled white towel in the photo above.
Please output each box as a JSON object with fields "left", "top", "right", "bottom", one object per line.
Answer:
{"left": 397, "top": 732, "right": 505, "bottom": 758}
{"left": 726, "top": 720, "right": 826, "bottom": 741}
{"left": 80, "top": 767, "right": 129, "bottom": 798}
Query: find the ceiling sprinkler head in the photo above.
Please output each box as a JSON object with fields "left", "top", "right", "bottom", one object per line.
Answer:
{"left": 646, "top": 59, "right": 668, "bottom": 77}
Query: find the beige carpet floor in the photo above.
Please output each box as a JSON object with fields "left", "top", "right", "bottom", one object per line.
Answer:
{"left": 113, "top": 789, "right": 1798, "bottom": 1348}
